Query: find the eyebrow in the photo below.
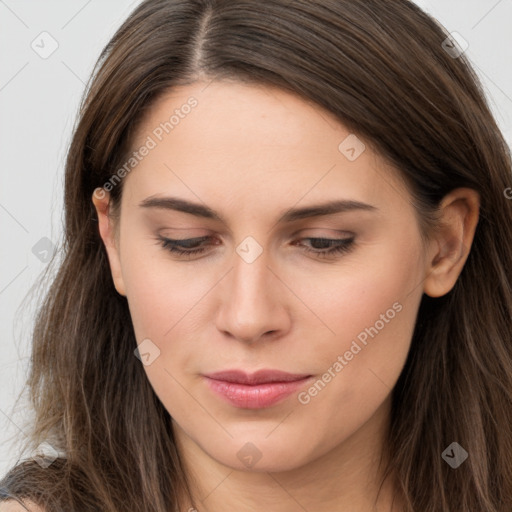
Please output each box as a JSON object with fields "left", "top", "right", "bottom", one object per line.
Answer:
{"left": 138, "top": 195, "right": 378, "bottom": 224}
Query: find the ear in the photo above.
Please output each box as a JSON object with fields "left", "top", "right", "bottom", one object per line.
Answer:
{"left": 92, "top": 188, "right": 126, "bottom": 297}
{"left": 423, "top": 188, "right": 480, "bottom": 298}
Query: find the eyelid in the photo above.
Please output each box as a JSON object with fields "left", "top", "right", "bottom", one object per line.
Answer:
{"left": 155, "top": 233, "right": 356, "bottom": 260}
{"left": 158, "top": 227, "right": 354, "bottom": 238}
{"left": 299, "top": 228, "right": 355, "bottom": 237}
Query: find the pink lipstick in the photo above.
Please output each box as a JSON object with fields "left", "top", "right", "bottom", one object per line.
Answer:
{"left": 203, "top": 369, "right": 313, "bottom": 409}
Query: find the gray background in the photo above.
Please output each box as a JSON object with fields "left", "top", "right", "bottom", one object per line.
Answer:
{"left": 1, "top": 0, "right": 511, "bottom": 477}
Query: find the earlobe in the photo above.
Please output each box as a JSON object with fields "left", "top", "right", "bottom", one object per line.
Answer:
{"left": 91, "top": 188, "right": 126, "bottom": 297}
{"left": 423, "top": 188, "right": 480, "bottom": 298}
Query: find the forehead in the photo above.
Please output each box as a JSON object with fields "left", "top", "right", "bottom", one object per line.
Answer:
{"left": 122, "top": 80, "right": 411, "bottom": 219}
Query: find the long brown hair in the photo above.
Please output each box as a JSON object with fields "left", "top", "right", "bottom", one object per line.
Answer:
{"left": 1, "top": 0, "right": 512, "bottom": 510}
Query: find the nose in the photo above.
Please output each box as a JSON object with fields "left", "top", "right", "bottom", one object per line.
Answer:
{"left": 214, "top": 246, "right": 291, "bottom": 345}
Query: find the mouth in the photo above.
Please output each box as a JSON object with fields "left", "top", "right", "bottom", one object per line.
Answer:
{"left": 202, "top": 369, "right": 313, "bottom": 409}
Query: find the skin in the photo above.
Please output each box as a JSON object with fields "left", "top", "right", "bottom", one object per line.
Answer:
{"left": 0, "top": 500, "right": 44, "bottom": 512}
{"left": 92, "top": 80, "right": 480, "bottom": 512}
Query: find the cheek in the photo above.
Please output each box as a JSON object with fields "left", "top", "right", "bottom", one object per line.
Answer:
{"left": 294, "top": 237, "right": 423, "bottom": 428}
{"left": 119, "top": 231, "right": 206, "bottom": 340}
{"left": 120, "top": 249, "right": 210, "bottom": 415}
{"left": 325, "top": 240, "right": 420, "bottom": 353}
{"left": 123, "top": 258, "right": 207, "bottom": 342}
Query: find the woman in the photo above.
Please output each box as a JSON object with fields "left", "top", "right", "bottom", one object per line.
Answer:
{"left": 1, "top": 0, "right": 511, "bottom": 511}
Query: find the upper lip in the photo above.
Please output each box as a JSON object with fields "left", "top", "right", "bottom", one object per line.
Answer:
{"left": 204, "top": 369, "right": 311, "bottom": 385}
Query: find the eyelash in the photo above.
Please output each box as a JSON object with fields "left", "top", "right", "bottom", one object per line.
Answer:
{"left": 156, "top": 235, "right": 355, "bottom": 260}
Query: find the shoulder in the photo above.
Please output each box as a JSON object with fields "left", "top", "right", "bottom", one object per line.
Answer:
{"left": 0, "top": 500, "right": 45, "bottom": 512}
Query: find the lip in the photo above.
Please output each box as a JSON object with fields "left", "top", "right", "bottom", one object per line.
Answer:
{"left": 205, "top": 369, "right": 311, "bottom": 385}
{"left": 203, "top": 369, "right": 313, "bottom": 409}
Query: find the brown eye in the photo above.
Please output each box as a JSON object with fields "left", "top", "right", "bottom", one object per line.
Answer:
{"left": 158, "top": 236, "right": 213, "bottom": 257}
{"left": 294, "top": 237, "right": 355, "bottom": 259}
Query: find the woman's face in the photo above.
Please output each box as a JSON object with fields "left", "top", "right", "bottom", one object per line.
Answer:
{"left": 97, "top": 80, "right": 431, "bottom": 472}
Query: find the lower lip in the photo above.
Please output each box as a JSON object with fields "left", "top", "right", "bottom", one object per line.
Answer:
{"left": 204, "top": 376, "right": 312, "bottom": 409}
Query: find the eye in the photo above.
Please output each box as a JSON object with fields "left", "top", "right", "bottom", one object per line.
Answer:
{"left": 156, "top": 235, "right": 355, "bottom": 260}
{"left": 294, "top": 237, "right": 355, "bottom": 259}
{"left": 157, "top": 235, "right": 215, "bottom": 258}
